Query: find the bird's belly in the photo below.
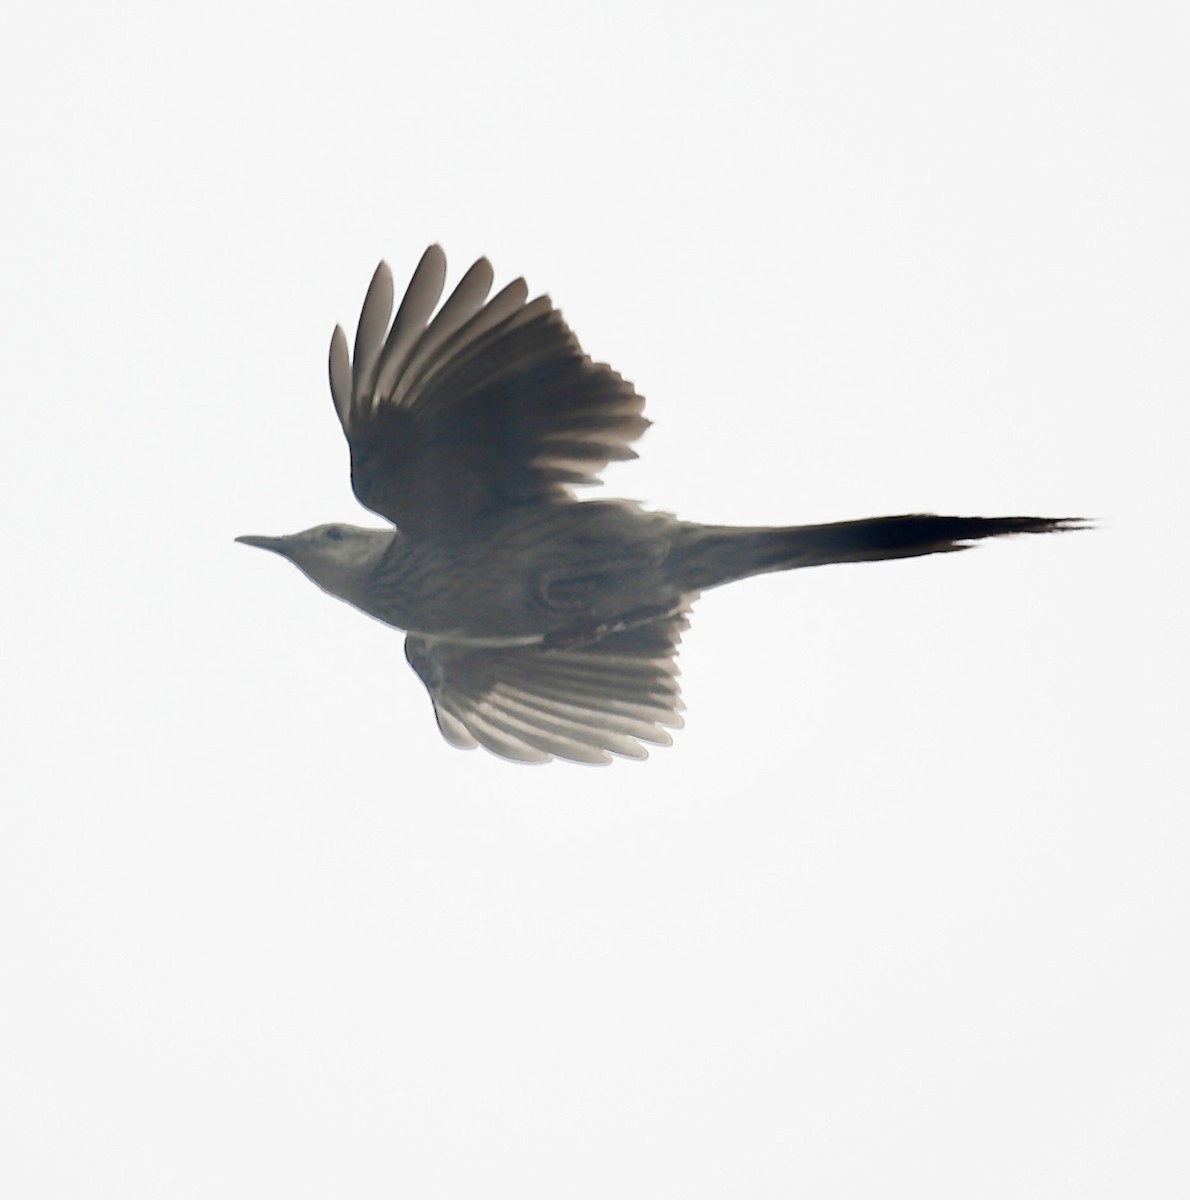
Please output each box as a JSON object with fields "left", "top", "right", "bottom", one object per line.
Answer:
{"left": 361, "top": 504, "right": 681, "bottom": 640}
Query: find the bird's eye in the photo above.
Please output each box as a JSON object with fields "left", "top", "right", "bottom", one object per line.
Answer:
{"left": 324, "top": 527, "right": 344, "bottom": 541}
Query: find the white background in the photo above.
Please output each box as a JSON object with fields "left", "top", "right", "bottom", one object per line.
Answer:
{"left": 2, "top": 2, "right": 1187, "bottom": 1196}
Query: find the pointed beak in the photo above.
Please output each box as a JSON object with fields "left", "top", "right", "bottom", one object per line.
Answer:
{"left": 235, "top": 534, "right": 287, "bottom": 554}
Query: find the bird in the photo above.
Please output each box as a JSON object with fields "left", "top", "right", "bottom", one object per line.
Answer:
{"left": 238, "top": 245, "right": 1081, "bottom": 764}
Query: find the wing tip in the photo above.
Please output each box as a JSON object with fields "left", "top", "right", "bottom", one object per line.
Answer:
{"left": 329, "top": 325, "right": 352, "bottom": 428}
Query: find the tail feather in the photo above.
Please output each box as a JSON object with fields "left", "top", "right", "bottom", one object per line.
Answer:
{"left": 677, "top": 514, "right": 1086, "bottom": 591}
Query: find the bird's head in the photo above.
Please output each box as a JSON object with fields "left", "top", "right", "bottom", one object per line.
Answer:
{"left": 235, "top": 524, "right": 393, "bottom": 604}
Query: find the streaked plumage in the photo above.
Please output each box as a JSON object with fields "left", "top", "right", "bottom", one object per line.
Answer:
{"left": 238, "top": 246, "right": 1082, "bottom": 763}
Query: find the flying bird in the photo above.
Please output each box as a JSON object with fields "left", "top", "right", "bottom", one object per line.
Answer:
{"left": 238, "top": 246, "right": 1080, "bottom": 763}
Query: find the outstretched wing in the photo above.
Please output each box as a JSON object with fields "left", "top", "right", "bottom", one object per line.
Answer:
{"left": 328, "top": 246, "right": 650, "bottom": 538}
{"left": 404, "top": 613, "right": 690, "bottom": 764}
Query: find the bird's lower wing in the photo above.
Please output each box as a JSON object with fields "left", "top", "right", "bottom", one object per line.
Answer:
{"left": 404, "top": 614, "right": 690, "bottom": 765}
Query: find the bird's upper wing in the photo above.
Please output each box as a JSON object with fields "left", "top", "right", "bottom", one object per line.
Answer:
{"left": 404, "top": 612, "right": 690, "bottom": 764}
{"left": 328, "top": 246, "right": 650, "bottom": 537}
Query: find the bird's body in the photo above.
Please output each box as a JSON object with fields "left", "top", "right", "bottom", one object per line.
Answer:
{"left": 239, "top": 246, "right": 1081, "bottom": 763}
{"left": 365, "top": 500, "right": 681, "bottom": 643}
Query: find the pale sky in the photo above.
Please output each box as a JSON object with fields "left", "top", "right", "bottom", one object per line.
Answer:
{"left": 2, "top": 2, "right": 1187, "bottom": 1196}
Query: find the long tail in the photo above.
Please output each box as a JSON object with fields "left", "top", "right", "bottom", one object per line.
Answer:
{"left": 675, "top": 514, "right": 1086, "bottom": 592}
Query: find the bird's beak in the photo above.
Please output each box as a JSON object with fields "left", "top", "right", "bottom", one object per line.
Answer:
{"left": 235, "top": 534, "right": 287, "bottom": 554}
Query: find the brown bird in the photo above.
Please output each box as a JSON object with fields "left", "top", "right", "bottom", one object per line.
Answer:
{"left": 238, "top": 246, "right": 1080, "bottom": 763}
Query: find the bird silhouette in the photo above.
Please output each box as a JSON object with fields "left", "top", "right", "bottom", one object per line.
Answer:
{"left": 238, "top": 246, "right": 1081, "bottom": 763}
